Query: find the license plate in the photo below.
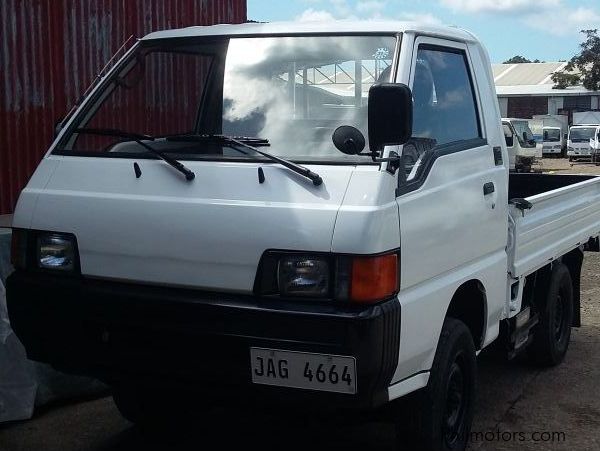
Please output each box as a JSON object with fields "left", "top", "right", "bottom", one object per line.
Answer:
{"left": 250, "top": 348, "right": 357, "bottom": 394}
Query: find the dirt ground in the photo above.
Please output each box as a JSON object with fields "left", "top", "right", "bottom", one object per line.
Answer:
{"left": 1, "top": 158, "right": 599, "bottom": 451}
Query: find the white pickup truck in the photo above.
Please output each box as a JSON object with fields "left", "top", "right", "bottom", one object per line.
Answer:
{"left": 7, "top": 22, "right": 600, "bottom": 451}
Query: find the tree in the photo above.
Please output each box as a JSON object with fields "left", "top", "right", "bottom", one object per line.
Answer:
{"left": 503, "top": 56, "right": 543, "bottom": 64}
{"left": 551, "top": 71, "right": 581, "bottom": 89}
{"left": 504, "top": 55, "right": 531, "bottom": 64}
{"left": 553, "top": 29, "right": 600, "bottom": 91}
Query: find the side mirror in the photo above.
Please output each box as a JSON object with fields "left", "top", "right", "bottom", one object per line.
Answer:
{"left": 54, "top": 118, "right": 65, "bottom": 138}
{"left": 505, "top": 134, "right": 514, "bottom": 147}
{"left": 368, "top": 83, "right": 413, "bottom": 153}
{"left": 332, "top": 126, "right": 366, "bottom": 155}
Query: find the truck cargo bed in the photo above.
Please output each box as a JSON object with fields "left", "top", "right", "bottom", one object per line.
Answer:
{"left": 509, "top": 173, "right": 597, "bottom": 199}
{"left": 508, "top": 173, "right": 600, "bottom": 278}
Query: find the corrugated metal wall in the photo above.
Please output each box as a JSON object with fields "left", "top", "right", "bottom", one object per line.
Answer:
{"left": 0, "top": 0, "right": 247, "bottom": 214}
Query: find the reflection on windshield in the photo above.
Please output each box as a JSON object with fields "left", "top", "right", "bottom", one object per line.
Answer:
{"left": 222, "top": 36, "right": 396, "bottom": 159}
{"left": 56, "top": 35, "right": 397, "bottom": 163}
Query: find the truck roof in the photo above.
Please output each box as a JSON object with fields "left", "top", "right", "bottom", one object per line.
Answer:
{"left": 141, "top": 20, "right": 478, "bottom": 43}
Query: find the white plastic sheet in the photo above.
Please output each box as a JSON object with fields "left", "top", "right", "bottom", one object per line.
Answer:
{"left": 0, "top": 280, "right": 38, "bottom": 422}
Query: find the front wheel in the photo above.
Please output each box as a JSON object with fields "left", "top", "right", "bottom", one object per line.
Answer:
{"left": 396, "top": 318, "right": 477, "bottom": 451}
{"left": 112, "top": 384, "right": 198, "bottom": 433}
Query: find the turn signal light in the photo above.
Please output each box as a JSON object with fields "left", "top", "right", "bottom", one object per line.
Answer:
{"left": 349, "top": 254, "right": 399, "bottom": 303}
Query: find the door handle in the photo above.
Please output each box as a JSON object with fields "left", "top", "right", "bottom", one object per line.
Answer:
{"left": 483, "top": 182, "right": 495, "bottom": 195}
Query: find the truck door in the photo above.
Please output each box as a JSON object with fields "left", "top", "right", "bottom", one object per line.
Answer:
{"left": 393, "top": 37, "right": 508, "bottom": 381}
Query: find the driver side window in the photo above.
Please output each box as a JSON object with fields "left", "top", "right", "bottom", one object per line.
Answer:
{"left": 403, "top": 44, "right": 482, "bottom": 182}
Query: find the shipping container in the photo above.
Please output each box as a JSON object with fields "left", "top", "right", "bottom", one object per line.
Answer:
{"left": 0, "top": 0, "right": 247, "bottom": 214}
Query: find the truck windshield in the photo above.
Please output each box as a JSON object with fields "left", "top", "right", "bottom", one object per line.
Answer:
{"left": 569, "top": 127, "right": 596, "bottom": 142}
{"left": 55, "top": 35, "right": 397, "bottom": 163}
{"left": 543, "top": 128, "right": 561, "bottom": 142}
{"left": 511, "top": 120, "right": 536, "bottom": 148}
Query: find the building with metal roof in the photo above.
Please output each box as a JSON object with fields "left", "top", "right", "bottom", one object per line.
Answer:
{"left": 492, "top": 62, "right": 600, "bottom": 123}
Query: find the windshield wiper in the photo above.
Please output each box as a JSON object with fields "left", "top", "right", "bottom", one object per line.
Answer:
{"left": 166, "top": 134, "right": 323, "bottom": 186}
{"left": 74, "top": 128, "right": 195, "bottom": 181}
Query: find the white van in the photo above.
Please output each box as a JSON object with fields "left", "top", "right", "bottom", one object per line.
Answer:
{"left": 7, "top": 22, "right": 600, "bottom": 451}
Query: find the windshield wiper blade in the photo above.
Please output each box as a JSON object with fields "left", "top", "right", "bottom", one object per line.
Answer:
{"left": 167, "top": 134, "right": 323, "bottom": 186}
{"left": 75, "top": 128, "right": 195, "bottom": 181}
{"left": 166, "top": 134, "right": 271, "bottom": 147}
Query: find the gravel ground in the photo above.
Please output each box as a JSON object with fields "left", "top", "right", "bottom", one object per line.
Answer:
{"left": 1, "top": 158, "right": 599, "bottom": 451}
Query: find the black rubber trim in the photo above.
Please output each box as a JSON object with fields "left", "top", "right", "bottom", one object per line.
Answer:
{"left": 397, "top": 138, "right": 488, "bottom": 196}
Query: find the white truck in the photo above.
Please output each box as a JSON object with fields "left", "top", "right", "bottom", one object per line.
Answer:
{"left": 530, "top": 115, "right": 568, "bottom": 156}
{"left": 568, "top": 124, "right": 598, "bottom": 160}
{"left": 7, "top": 22, "right": 600, "bottom": 451}
{"left": 502, "top": 118, "right": 541, "bottom": 171}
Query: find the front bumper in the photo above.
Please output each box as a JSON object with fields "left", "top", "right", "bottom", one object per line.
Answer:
{"left": 7, "top": 271, "right": 400, "bottom": 410}
{"left": 567, "top": 148, "right": 592, "bottom": 156}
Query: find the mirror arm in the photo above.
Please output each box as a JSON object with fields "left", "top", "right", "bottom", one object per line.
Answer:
{"left": 358, "top": 151, "right": 379, "bottom": 162}
{"left": 358, "top": 150, "right": 403, "bottom": 174}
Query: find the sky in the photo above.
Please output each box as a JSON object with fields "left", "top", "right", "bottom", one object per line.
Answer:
{"left": 247, "top": 0, "right": 600, "bottom": 63}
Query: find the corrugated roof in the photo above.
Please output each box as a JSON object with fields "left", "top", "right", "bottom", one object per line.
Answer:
{"left": 491, "top": 62, "right": 600, "bottom": 97}
{"left": 492, "top": 62, "right": 568, "bottom": 86}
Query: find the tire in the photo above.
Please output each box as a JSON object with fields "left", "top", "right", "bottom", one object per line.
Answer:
{"left": 396, "top": 318, "right": 477, "bottom": 451}
{"left": 528, "top": 263, "right": 573, "bottom": 367}
{"left": 112, "top": 384, "right": 194, "bottom": 433}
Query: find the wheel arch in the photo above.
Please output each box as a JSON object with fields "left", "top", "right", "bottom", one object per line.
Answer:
{"left": 445, "top": 279, "right": 487, "bottom": 350}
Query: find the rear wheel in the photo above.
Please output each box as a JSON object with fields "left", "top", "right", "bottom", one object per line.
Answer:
{"left": 528, "top": 263, "right": 573, "bottom": 367}
{"left": 395, "top": 318, "right": 477, "bottom": 451}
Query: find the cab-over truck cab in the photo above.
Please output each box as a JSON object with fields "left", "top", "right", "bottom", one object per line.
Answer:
{"left": 568, "top": 124, "right": 599, "bottom": 160}
{"left": 8, "top": 22, "right": 600, "bottom": 451}
{"left": 502, "top": 118, "right": 540, "bottom": 171}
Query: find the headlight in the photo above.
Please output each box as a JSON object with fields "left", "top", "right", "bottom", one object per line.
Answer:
{"left": 37, "top": 233, "right": 77, "bottom": 271}
{"left": 278, "top": 256, "right": 330, "bottom": 297}
{"left": 259, "top": 251, "right": 399, "bottom": 304}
